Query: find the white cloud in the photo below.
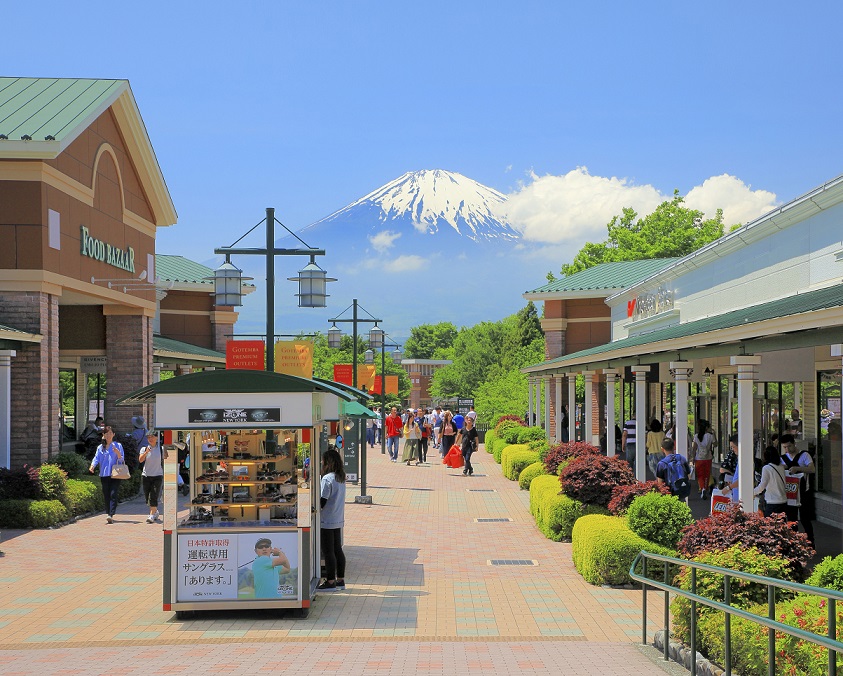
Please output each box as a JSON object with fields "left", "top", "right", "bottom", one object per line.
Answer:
{"left": 369, "top": 230, "right": 401, "bottom": 252}
{"left": 496, "top": 167, "right": 779, "bottom": 245}
{"left": 380, "top": 254, "right": 426, "bottom": 273}
{"left": 496, "top": 167, "right": 662, "bottom": 245}
{"left": 684, "top": 174, "right": 778, "bottom": 227}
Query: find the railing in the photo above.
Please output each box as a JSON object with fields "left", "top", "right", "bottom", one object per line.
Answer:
{"left": 630, "top": 550, "right": 843, "bottom": 676}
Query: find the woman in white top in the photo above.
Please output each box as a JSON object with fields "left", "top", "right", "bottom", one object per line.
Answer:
{"left": 401, "top": 409, "right": 422, "bottom": 465}
{"left": 754, "top": 445, "right": 788, "bottom": 518}
{"left": 691, "top": 420, "right": 717, "bottom": 499}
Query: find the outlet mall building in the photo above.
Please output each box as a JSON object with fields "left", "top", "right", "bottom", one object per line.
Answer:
{"left": 0, "top": 78, "right": 241, "bottom": 469}
{"left": 524, "top": 175, "right": 843, "bottom": 528}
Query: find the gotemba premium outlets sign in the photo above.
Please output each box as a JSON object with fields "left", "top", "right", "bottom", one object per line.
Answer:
{"left": 80, "top": 225, "right": 135, "bottom": 273}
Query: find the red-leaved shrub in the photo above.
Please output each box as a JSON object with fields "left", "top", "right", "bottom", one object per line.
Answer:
{"left": 676, "top": 506, "right": 815, "bottom": 580}
{"left": 542, "top": 441, "right": 601, "bottom": 475}
{"left": 558, "top": 454, "right": 636, "bottom": 508}
{"left": 608, "top": 480, "right": 671, "bottom": 515}
{"left": 494, "top": 414, "right": 525, "bottom": 431}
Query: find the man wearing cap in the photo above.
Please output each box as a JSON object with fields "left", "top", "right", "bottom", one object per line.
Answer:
{"left": 140, "top": 430, "right": 167, "bottom": 523}
{"left": 252, "top": 538, "right": 291, "bottom": 598}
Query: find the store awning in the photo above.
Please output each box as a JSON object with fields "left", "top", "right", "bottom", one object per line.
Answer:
{"left": 524, "top": 281, "right": 843, "bottom": 373}
{"left": 153, "top": 334, "right": 226, "bottom": 367}
{"left": 0, "top": 322, "right": 41, "bottom": 349}
{"left": 313, "top": 377, "right": 371, "bottom": 401}
{"left": 341, "top": 400, "right": 378, "bottom": 418}
{"left": 116, "top": 369, "right": 355, "bottom": 406}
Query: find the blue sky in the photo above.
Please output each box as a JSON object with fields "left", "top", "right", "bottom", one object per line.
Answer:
{"left": 5, "top": 1, "right": 843, "bottom": 336}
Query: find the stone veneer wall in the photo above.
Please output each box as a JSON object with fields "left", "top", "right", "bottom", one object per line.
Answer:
{"left": 105, "top": 313, "right": 152, "bottom": 435}
{"left": 0, "top": 292, "right": 60, "bottom": 467}
{"left": 212, "top": 319, "right": 232, "bottom": 353}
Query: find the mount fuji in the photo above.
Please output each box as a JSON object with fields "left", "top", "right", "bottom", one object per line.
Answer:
{"left": 296, "top": 169, "right": 521, "bottom": 246}
{"left": 233, "top": 169, "right": 547, "bottom": 339}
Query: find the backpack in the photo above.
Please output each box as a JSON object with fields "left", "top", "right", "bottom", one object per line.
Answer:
{"left": 664, "top": 454, "right": 691, "bottom": 499}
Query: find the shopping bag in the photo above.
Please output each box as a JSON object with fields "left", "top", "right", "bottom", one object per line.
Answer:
{"left": 443, "top": 444, "right": 464, "bottom": 469}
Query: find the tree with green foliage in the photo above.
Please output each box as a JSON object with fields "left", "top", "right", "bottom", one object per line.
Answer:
{"left": 403, "top": 322, "right": 458, "bottom": 359}
{"left": 555, "top": 192, "right": 725, "bottom": 278}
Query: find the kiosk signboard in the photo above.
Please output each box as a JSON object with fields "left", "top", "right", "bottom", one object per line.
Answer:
{"left": 341, "top": 418, "right": 361, "bottom": 483}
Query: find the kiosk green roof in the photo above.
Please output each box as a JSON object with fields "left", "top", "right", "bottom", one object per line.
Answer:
{"left": 116, "top": 369, "right": 355, "bottom": 406}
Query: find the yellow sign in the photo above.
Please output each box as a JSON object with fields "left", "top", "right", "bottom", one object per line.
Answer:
{"left": 274, "top": 340, "right": 313, "bottom": 379}
{"left": 385, "top": 375, "right": 399, "bottom": 395}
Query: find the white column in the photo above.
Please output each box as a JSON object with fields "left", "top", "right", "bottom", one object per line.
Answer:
{"left": 632, "top": 366, "right": 650, "bottom": 482}
{"left": 544, "top": 377, "right": 551, "bottom": 435}
{"left": 583, "top": 371, "right": 595, "bottom": 446}
{"left": 567, "top": 372, "right": 577, "bottom": 442}
{"left": 731, "top": 356, "right": 762, "bottom": 512}
{"left": 152, "top": 362, "right": 162, "bottom": 383}
{"left": 670, "top": 362, "right": 694, "bottom": 460}
{"left": 527, "top": 378, "right": 534, "bottom": 426}
{"left": 604, "top": 369, "right": 619, "bottom": 457}
{"left": 0, "top": 350, "right": 15, "bottom": 469}
{"left": 554, "top": 375, "right": 563, "bottom": 443}
{"left": 179, "top": 364, "right": 192, "bottom": 376}
{"left": 535, "top": 380, "right": 542, "bottom": 427}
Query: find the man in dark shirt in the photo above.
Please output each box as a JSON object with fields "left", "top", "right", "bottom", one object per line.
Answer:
{"left": 457, "top": 417, "right": 479, "bottom": 476}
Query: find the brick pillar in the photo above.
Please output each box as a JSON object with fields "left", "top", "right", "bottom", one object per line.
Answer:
{"left": 105, "top": 312, "right": 153, "bottom": 435}
{"left": 211, "top": 309, "right": 238, "bottom": 353}
{"left": 0, "top": 291, "right": 60, "bottom": 467}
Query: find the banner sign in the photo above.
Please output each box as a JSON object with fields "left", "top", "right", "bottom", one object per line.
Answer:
{"left": 274, "top": 340, "right": 313, "bottom": 379}
{"left": 333, "top": 364, "right": 353, "bottom": 386}
{"left": 385, "top": 375, "right": 399, "bottom": 395}
{"left": 188, "top": 408, "right": 280, "bottom": 424}
{"left": 457, "top": 398, "right": 474, "bottom": 414}
{"left": 357, "top": 365, "right": 376, "bottom": 392}
{"left": 785, "top": 474, "right": 801, "bottom": 505}
{"left": 177, "top": 531, "right": 299, "bottom": 602}
{"left": 226, "top": 340, "right": 265, "bottom": 370}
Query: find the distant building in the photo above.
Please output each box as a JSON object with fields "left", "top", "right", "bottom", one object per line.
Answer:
{"left": 399, "top": 359, "right": 452, "bottom": 411}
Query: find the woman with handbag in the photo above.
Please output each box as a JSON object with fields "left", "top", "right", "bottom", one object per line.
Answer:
{"left": 89, "top": 426, "right": 126, "bottom": 524}
{"left": 691, "top": 419, "right": 716, "bottom": 499}
{"left": 439, "top": 411, "right": 457, "bottom": 461}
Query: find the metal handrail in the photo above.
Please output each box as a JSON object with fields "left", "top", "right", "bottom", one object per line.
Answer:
{"left": 630, "top": 550, "right": 843, "bottom": 676}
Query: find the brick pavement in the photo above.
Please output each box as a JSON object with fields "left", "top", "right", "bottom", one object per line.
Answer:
{"left": 0, "top": 443, "right": 676, "bottom": 674}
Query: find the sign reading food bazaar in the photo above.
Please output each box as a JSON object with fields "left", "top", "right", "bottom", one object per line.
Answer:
{"left": 188, "top": 408, "right": 281, "bottom": 424}
{"left": 80, "top": 225, "right": 136, "bottom": 272}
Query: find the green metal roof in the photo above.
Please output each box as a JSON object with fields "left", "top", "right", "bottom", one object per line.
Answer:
{"left": 155, "top": 255, "right": 214, "bottom": 285}
{"left": 313, "top": 377, "right": 371, "bottom": 401}
{"left": 341, "top": 400, "right": 378, "bottom": 418}
{"left": 526, "top": 282, "right": 843, "bottom": 371}
{"left": 116, "top": 369, "right": 355, "bottom": 406}
{"left": 0, "top": 77, "right": 126, "bottom": 142}
{"left": 153, "top": 334, "right": 225, "bottom": 361}
{"left": 525, "top": 258, "right": 679, "bottom": 295}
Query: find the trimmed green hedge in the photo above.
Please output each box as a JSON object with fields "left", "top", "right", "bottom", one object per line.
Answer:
{"left": 66, "top": 478, "right": 104, "bottom": 515}
{"left": 491, "top": 437, "right": 510, "bottom": 463}
{"left": 501, "top": 445, "right": 539, "bottom": 480}
{"left": 571, "top": 514, "right": 675, "bottom": 585}
{"left": 529, "top": 474, "right": 608, "bottom": 541}
{"left": 516, "top": 426, "right": 546, "bottom": 444}
{"left": 0, "top": 499, "right": 69, "bottom": 528}
{"left": 484, "top": 429, "right": 498, "bottom": 453}
{"left": 519, "top": 461, "right": 546, "bottom": 490}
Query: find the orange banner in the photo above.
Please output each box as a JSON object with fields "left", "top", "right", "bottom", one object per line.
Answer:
{"left": 385, "top": 375, "right": 399, "bottom": 395}
{"left": 357, "top": 365, "right": 376, "bottom": 392}
{"left": 274, "top": 340, "right": 313, "bottom": 378}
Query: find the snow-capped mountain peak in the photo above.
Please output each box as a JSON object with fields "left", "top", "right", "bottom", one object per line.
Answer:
{"left": 303, "top": 169, "right": 520, "bottom": 243}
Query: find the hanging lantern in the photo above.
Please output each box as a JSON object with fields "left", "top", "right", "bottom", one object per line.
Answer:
{"left": 364, "top": 349, "right": 374, "bottom": 364}
{"left": 327, "top": 324, "right": 342, "bottom": 349}
{"left": 369, "top": 324, "right": 384, "bottom": 350}
{"left": 392, "top": 347, "right": 403, "bottom": 362}
{"left": 211, "top": 258, "right": 244, "bottom": 306}
{"left": 289, "top": 256, "right": 335, "bottom": 308}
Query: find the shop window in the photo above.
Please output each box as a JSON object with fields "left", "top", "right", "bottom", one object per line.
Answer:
{"left": 87, "top": 372, "right": 107, "bottom": 421}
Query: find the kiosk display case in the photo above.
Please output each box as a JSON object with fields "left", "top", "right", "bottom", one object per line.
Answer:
{"left": 115, "top": 370, "right": 355, "bottom": 618}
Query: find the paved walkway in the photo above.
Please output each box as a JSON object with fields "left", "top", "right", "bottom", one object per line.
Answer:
{"left": 0, "top": 445, "right": 684, "bottom": 674}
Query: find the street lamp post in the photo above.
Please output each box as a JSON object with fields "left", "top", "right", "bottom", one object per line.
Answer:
{"left": 366, "top": 335, "right": 400, "bottom": 457}
{"left": 328, "top": 299, "right": 383, "bottom": 503}
{"left": 213, "top": 207, "right": 333, "bottom": 449}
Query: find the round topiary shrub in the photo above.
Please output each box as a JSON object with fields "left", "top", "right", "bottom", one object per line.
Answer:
{"left": 676, "top": 506, "right": 815, "bottom": 581}
{"left": 626, "top": 492, "right": 693, "bottom": 548}
{"left": 558, "top": 454, "right": 635, "bottom": 508}
{"left": 65, "top": 478, "right": 104, "bottom": 515}
{"left": 518, "top": 461, "right": 546, "bottom": 490}
{"left": 543, "top": 441, "right": 601, "bottom": 475}
{"left": 608, "top": 480, "right": 671, "bottom": 515}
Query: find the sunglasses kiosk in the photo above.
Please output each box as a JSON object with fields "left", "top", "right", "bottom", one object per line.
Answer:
{"left": 117, "top": 370, "right": 354, "bottom": 618}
